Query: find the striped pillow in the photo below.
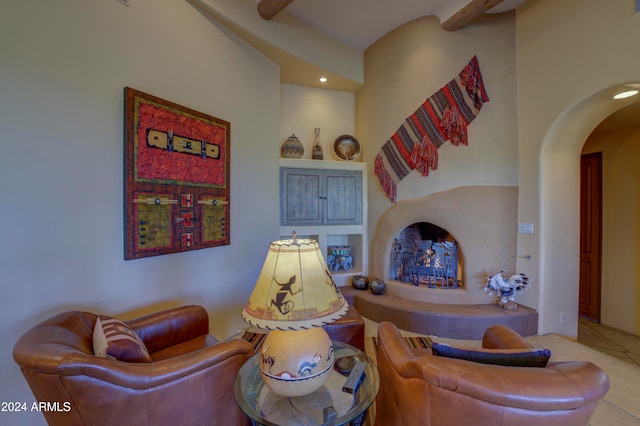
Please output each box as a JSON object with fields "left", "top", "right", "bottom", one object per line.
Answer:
{"left": 93, "top": 315, "right": 151, "bottom": 363}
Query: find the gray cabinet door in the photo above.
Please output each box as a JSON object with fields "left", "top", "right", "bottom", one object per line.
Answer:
{"left": 280, "top": 168, "right": 322, "bottom": 225}
{"left": 281, "top": 168, "right": 361, "bottom": 226}
{"left": 323, "top": 170, "right": 362, "bottom": 225}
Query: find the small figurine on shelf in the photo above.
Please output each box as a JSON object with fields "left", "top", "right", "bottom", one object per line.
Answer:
{"left": 327, "top": 246, "right": 351, "bottom": 271}
{"left": 312, "top": 128, "right": 323, "bottom": 160}
{"left": 484, "top": 270, "right": 530, "bottom": 310}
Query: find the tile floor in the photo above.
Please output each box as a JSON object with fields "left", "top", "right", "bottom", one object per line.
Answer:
{"left": 578, "top": 317, "right": 640, "bottom": 366}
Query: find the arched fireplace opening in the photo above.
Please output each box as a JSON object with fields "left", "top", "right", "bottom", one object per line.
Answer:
{"left": 391, "top": 222, "right": 464, "bottom": 288}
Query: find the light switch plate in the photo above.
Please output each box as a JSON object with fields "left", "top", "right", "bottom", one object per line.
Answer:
{"left": 518, "top": 222, "right": 534, "bottom": 234}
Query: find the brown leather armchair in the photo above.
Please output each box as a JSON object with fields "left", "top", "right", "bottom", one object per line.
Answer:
{"left": 13, "top": 305, "right": 254, "bottom": 426}
{"left": 375, "top": 321, "right": 610, "bottom": 426}
{"left": 323, "top": 305, "right": 365, "bottom": 351}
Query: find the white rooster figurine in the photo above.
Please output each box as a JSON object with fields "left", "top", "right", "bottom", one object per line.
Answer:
{"left": 484, "top": 270, "right": 530, "bottom": 305}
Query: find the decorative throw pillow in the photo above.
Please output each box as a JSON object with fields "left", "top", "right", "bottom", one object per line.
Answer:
{"left": 93, "top": 315, "right": 152, "bottom": 363}
{"left": 429, "top": 339, "right": 551, "bottom": 368}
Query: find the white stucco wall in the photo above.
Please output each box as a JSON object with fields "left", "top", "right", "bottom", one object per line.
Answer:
{"left": 358, "top": 13, "right": 518, "bottom": 210}
{"left": 0, "top": 0, "right": 281, "bottom": 423}
{"left": 280, "top": 84, "right": 356, "bottom": 161}
{"left": 516, "top": 0, "right": 640, "bottom": 336}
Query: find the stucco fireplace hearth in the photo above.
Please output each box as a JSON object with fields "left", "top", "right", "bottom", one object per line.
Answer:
{"left": 347, "top": 186, "right": 538, "bottom": 339}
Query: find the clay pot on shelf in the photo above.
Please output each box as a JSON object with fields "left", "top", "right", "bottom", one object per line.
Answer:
{"left": 351, "top": 275, "right": 369, "bottom": 290}
{"left": 369, "top": 278, "right": 385, "bottom": 295}
{"left": 281, "top": 134, "right": 304, "bottom": 158}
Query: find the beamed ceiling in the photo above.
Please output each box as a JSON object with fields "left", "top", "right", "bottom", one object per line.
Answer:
{"left": 190, "top": 0, "right": 529, "bottom": 92}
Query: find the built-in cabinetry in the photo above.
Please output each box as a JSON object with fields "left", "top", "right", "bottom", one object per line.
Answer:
{"left": 280, "top": 168, "right": 361, "bottom": 226}
{"left": 279, "top": 159, "right": 367, "bottom": 286}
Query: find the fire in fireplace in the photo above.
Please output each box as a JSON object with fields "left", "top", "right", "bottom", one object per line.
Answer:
{"left": 391, "top": 222, "right": 463, "bottom": 288}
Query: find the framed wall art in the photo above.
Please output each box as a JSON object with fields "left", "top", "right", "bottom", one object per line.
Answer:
{"left": 123, "top": 87, "right": 230, "bottom": 260}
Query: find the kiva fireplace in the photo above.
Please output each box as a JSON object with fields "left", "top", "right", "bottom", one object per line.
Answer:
{"left": 391, "top": 222, "right": 463, "bottom": 288}
{"left": 371, "top": 186, "right": 519, "bottom": 305}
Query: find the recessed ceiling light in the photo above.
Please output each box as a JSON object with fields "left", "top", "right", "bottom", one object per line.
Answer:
{"left": 613, "top": 89, "right": 639, "bottom": 100}
{"left": 319, "top": 77, "right": 327, "bottom": 83}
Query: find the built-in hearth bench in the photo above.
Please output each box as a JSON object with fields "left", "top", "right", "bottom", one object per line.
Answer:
{"left": 340, "top": 287, "right": 538, "bottom": 340}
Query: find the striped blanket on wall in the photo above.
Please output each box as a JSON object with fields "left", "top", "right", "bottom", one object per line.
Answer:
{"left": 374, "top": 56, "right": 489, "bottom": 202}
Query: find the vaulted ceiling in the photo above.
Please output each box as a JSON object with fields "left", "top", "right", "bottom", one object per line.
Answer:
{"left": 253, "top": 1, "right": 640, "bottom": 133}
{"left": 257, "top": 0, "right": 529, "bottom": 49}
{"left": 190, "top": 0, "right": 529, "bottom": 92}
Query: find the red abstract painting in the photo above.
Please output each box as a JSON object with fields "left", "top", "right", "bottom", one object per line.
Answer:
{"left": 124, "top": 87, "right": 230, "bottom": 260}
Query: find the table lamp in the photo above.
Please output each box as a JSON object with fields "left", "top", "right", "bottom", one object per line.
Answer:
{"left": 242, "top": 233, "right": 349, "bottom": 397}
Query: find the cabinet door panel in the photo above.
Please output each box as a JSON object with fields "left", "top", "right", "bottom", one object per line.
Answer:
{"left": 324, "top": 172, "right": 362, "bottom": 225}
{"left": 281, "top": 169, "right": 322, "bottom": 225}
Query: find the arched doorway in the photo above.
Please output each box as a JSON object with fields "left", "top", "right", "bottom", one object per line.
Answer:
{"left": 538, "top": 86, "right": 640, "bottom": 336}
{"left": 581, "top": 102, "right": 640, "bottom": 332}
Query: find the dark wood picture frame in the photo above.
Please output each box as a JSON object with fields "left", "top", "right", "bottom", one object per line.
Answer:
{"left": 123, "top": 87, "right": 230, "bottom": 260}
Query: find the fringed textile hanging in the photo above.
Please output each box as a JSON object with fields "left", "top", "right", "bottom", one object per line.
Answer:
{"left": 374, "top": 55, "right": 489, "bottom": 202}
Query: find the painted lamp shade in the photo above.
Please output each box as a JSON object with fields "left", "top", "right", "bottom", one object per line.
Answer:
{"left": 242, "top": 235, "right": 349, "bottom": 397}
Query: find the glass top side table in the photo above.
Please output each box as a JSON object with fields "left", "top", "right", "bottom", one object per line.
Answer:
{"left": 234, "top": 340, "right": 379, "bottom": 426}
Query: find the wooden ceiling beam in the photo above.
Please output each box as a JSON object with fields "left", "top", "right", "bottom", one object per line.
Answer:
{"left": 257, "top": 0, "right": 296, "bottom": 20}
{"left": 442, "top": 0, "right": 504, "bottom": 31}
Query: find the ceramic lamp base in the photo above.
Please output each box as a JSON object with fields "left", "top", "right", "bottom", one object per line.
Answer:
{"left": 259, "top": 327, "right": 334, "bottom": 397}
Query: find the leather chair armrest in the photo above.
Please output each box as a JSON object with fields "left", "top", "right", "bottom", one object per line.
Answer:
{"left": 481, "top": 324, "right": 533, "bottom": 350}
{"left": 62, "top": 338, "right": 253, "bottom": 389}
{"left": 127, "top": 305, "right": 210, "bottom": 353}
{"left": 377, "top": 322, "right": 432, "bottom": 378}
{"left": 424, "top": 357, "right": 609, "bottom": 411}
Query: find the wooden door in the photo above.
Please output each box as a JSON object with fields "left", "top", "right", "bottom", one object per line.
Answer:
{"left": 579, "top": 153, "right": 602, "bottom": 321}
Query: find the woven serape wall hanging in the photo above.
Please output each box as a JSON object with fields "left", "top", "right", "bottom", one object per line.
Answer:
{"left": 374, "top": 55, "right": 489, "bottom": 202}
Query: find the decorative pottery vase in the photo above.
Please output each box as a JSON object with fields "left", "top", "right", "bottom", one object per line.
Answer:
{"left": 281, "top": 133, "right": 304, "bottom": 158}
{"left": 258, "top": 327, "right": 334, "bottom": 397}
{"left": 311, "top": 128, "right": 323, "bottom": 160}
{"left": 351, "top": 275, "right": 369, "bottom": 290}
{"left": 370, "top": 278, "right": 385, "bottom": 295}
